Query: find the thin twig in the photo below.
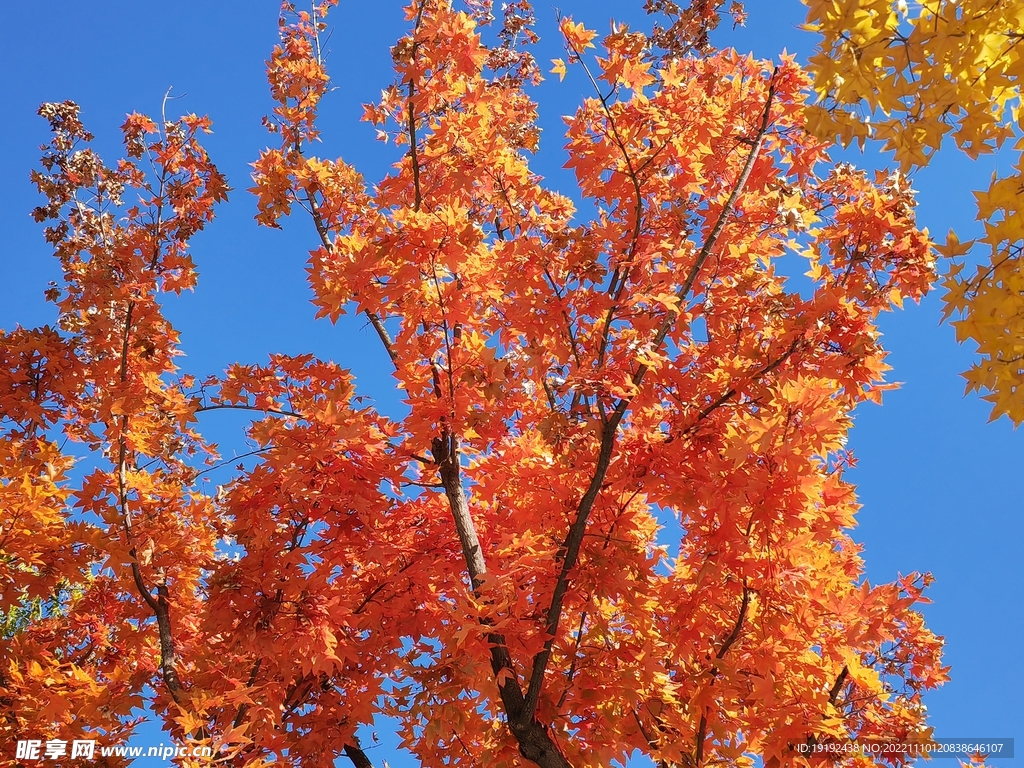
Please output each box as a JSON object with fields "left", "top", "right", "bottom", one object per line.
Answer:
{"left": 194, "top": 403, "right": 304, "bottom": 419}
{"left": 407, "top": 0, "right": 427, "bottom": 211}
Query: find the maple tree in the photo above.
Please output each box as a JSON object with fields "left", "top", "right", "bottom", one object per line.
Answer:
{"left": 1, "top": 1, "right": 966, "bottom": 767}
{"left": 796, "top": 0, "right": 1024, "bottom": 424}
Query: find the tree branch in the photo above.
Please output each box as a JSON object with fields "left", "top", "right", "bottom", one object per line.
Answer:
{"left": 542, "top": 264, "right": 586, "bottom": 373}
{"left": 828, "top": 665, "right": 849, "bottom": 705}
{"left": 232, "top": 658, "right": 263, "bottom": 729}
{"left": 671, "top": 336, "right": 803, "bottom": 442}
{"left": 353, "top": 557, "right": 419, "bottom": 616}
{"left": 555, "top": 611, "right": 589, "bottom": 709}
{"left": 522, "top": 395, "right": 628, "bottom": 718}
{"left": 111, "top": 166, "right": 186, "bottom": 707}
{"left": 804, "top": 665, "right": 850, "bottom": 751}
{"left": 408, "top": 87, "right": 422, "bottom": 211}
{"left": 521, "top": 71, "right": 781, "bottom": 724}
{"left": 560, "top": 34, "right": 646, "bottom": 374}
{"left": 431, "top": 431, "right": 572, "bottom": 768}
{"left": 343, "top": 740, "right": 375, "bottom": 768}
{"left": 303, "top": 189, "right": 401, "bottom": 369}
{"left": 647, "top": 67, "right": 779, "bottom": 368}
{"left": 192, "top": 448, "right": 272, "bottom": 480}
{"left": 694, "top": 584, "right": 751, "bottom": 767}
{"left": 407, "top": 0, "right": 427, "bottom": 212}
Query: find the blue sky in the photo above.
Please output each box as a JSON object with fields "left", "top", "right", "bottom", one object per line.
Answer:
{"left": 0, "top": 1, "right": 1020, "bottom": 765}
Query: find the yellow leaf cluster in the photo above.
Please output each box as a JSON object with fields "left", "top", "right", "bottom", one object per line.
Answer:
{"left": 803, "top": 0, "right": 1024, "bottom": 422}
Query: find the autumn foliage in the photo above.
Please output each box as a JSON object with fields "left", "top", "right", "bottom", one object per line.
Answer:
{"left": 1, "top": 1, "right": 969, "bottom": 767}
{"left": 800, "top": 0, "right": 1024, "bottom": 424}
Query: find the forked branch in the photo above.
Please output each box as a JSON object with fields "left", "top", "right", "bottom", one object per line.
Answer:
{"left": 522, "top": 70, "right": 780, "bottom": 724}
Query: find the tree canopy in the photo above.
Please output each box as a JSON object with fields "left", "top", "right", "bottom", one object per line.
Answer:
{"left": 2, "top": 1, "right": 1016, "bottom": 767}
{"left": 800, "top": 0, "right": 1024, "bottom": 423}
